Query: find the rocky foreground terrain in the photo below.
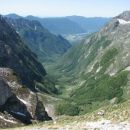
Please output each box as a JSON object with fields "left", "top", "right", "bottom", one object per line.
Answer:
{"left": 5, "top": 118, "right": 130, "bottom": 130}
{"left": 4, "top": 121, "right": 130, "bottom": 130}
{"left": 5, "top": 100, "right": 130, "bottom": 130}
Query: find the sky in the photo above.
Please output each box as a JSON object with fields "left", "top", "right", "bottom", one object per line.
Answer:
{"left": 0, "top": 0, "right": 130, "bottom": 17}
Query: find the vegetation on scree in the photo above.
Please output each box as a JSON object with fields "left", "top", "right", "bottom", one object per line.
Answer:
{"left": 85, "top": 36, "right": 111, "bottom": 66}
{"left": 55, "top": 100, "right": 80, "bottom": 116}
{"left": 100, "top": 48, "right": 118, "bottom": 66}
{"left": 71, "top": 71, "right": 128, "bottom": 103}
{"left": 66, "top": 48, "right": 128, "bottom": 114}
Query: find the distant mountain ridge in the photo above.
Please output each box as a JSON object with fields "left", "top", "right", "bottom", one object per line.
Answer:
{"left": 26, "top": 15, "right": 110, "bottom": 35}
{"left": 5, "top": 17, "right": 71, "bottom": 63}
{"left": 26, "top": 16, "right": 86, "bottom": 35}
{"left": 5, "top": 14, "right": 110, "bottom": 35}
{"left": 67, "top": 16, "right": 111, "bottom": 33}
{"left": 5, "top": 13, "right": 21, "bottom": 19}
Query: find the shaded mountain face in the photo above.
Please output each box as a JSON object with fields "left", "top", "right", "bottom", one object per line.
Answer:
{"left": 6, "top": 17, "right": 71, "bottom": 62}
{"left": 49, "top": 11, "right": 130, "bottom": 113}
{"left": 0, "top": 15, "right": 57, "bottom": 92}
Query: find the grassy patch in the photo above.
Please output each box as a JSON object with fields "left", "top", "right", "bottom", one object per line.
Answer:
{"left": 71, "top": 71, "right": 128, "bottom": 113}
{"left": 55, "top": 100, "right": 80, "bottom": 116}
{"left": 100, "top": 48, "right": 118, "bottom": 66}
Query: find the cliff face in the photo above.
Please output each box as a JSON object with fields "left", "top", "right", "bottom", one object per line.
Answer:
{"left": 0, "top": 15, "right": 53, "bottom": 128}
{"left": 0, "top": 68, "right": 51, "bottom": 128}
{"left": 0, "top": 15, "right": 57, "bottom": 93}
{"left": 0, "top": 15, "right": 47, "bottom": 90}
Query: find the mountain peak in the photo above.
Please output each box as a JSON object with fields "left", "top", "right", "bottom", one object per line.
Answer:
{"left": 115, "top": 10, "right": 130, "bottom": 21}
{"left": 5, "top": 13, "right": 21, "bottom": 19}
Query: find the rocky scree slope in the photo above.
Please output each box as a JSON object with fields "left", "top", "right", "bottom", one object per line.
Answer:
{"left": 48, "top": 11, "right": 130, "bottom": 114}
{"left": 6, "top": 17, "right": 71, "bottom": 63}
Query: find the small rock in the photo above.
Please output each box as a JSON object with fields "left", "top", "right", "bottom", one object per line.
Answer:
{"left": 97, "top": 110, "right": 105, "bottom": 116}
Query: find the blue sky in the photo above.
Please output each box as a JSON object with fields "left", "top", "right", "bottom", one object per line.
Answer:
{"left": 0, "top": 0, "right": 130, "bottom": 17}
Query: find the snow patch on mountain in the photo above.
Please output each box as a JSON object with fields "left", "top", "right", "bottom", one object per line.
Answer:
{"left": 118, "top": 19, "right": 130, "bottom": 24}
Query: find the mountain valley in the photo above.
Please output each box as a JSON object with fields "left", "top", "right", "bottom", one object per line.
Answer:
{"left": 0, "top": 9, "right": 130, "bottom": 130}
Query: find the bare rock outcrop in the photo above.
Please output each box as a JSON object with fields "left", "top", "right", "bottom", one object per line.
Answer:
{"left": 0, "top": 68, "right": 51, "bottom": 128}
